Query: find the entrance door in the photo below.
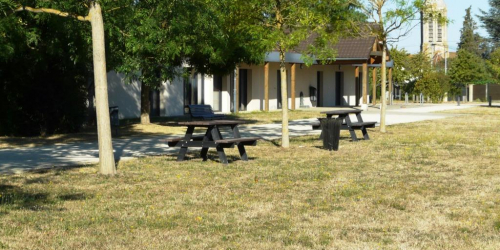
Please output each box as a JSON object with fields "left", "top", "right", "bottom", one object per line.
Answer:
{"left": 213, "top": 75, "right": 222, "bottom": 111}
{"left": 317, "top": 71, "right": 323, "bottom": 107}
{"left": 239, "top": 69, "right": 248, "bottom": 111}
{"left": 183, "top": 73, "right": 198, "bottom": 113}
{"left": 149, "top": 89, "right": 160, "bottom": 117}
{"left": 277, "top": 70, "right": 282, "bottom": 109}
{"left": 355, "top": 73, "right": 362, "bottom": 106}
{"left": 335, "top": 72, "right": 344, "bottom": 106}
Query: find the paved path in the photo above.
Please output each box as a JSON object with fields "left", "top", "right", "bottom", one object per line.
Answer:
{"left": 0, "top": 104, "right": 476, "bottom": 174}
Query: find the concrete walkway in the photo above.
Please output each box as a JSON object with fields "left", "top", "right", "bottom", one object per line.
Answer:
{"left": 0, "top": 104, "right": 476, "bottom": 174}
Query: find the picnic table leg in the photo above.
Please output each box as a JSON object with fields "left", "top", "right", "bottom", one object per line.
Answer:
{"left": 216, "top": 146, "right": 229, "bottom": 164}
{"left": 231, "top": 125, "right": 249, "bottom": 161}
{"left": 177, "top": 126, "right": 194, "bottom": 161}
{"left": 355, "top": 112, "right": 365, "bottom": 123}
{"left": 361, "top": 126, "right": 370, "bottom": 140}
{"left": 200, "top": 126, "right": 213, "bottom": 161}
{"left": 211, "top": 126, "right": 229, "bottom": 164}
{"left": 356, "top": 112, "right": 370, "bottom": 140}
{"left": 345, "top": 115, "right": 359, "bottom": 142}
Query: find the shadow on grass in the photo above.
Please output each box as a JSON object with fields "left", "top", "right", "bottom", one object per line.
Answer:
{"left": 0, "top": 184, "right": 52, "bottom": 212}
{"left": 0, "top": 182, "right": 92, "bottom": 214}
{"left": 174, "top": 151, "right": 257, "bottom": 164}
{"left": 480, "top": 105, "right": 500, "bottom": 108}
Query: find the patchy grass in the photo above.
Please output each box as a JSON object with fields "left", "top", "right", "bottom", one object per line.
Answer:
{"left": 0, "top": 110, "right": 323, "bottom": 149}
{"left": 1, "top": 107, "right": 500, "bottom": 249}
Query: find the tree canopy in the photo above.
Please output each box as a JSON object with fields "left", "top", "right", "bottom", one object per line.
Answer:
{"left": 479, "top": 0, "right": 500, "bottom": 44}
{"left": 458, "top": 6, "right": 487, "bottom": 58}
{"left": 235, "top": 0, "right": 362, "bottom": 147}
{"left": 449, "top": 49, "right": 490, "bottom": 95}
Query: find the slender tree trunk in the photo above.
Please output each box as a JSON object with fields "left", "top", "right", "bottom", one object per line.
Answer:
{"left": 141, "top": 82, "right": 151, "bottom": 124}
{"left": 89, "top": 2, "right": 116, "bottom": 175}
{"left": 279, "top": 50, "right": 289, "bottom": 148}
{"left": 380, "top": 42, "right": 387, "bottom": 133}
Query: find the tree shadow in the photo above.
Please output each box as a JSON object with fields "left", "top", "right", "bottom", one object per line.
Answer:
{"left": 0, "top": 181, "right": 91, "bottom": 215}
{"left": 0, "top": 184, "right": 52, "bottom": 212}
{"left": 480, "top": 105, "right": 500, "bottom": 108}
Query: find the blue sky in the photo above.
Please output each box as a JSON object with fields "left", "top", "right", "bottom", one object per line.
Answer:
{"left": 392, "top": 0, "right": 491, "bottom": 53}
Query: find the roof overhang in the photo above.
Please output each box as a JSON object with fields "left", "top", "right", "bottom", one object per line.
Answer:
{"left": 352, "top": 60, "right": 394, "bottom": 68}
{"left": 265, "top": 52, "right": 317, "bottom": 64}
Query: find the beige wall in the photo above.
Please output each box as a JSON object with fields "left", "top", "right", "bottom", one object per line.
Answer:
{"left": 235, "top": 63, "right": 367, "bottom": 111}
{"left": 108, "top": 62, "right": 371, "bottom": 119}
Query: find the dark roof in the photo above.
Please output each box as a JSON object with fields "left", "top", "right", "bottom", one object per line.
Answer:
{"left": 283, "top": 22, "right": 380, "bottom": 60}
{"left": 286, "top": 34, "right": 377, "bottom": 60}
{"left": 333, "top": 37, "right": 376, "bottom": 59}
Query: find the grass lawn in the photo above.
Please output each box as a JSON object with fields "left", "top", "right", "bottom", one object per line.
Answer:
{"left": 0, "top": 109, "right": 322, "bottom": 149}
{"left": 1, "top": 107, "right": 500, "bottom": 249}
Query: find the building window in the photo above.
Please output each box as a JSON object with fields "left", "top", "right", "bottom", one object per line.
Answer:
{"left": 428, "top": 14, "right": 434, "bottom": 42}
{"left": 437, "top": 14, "right": 443, "bottom": 42}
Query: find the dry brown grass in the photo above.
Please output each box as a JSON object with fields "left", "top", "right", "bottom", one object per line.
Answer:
{"left": 1, "top": 107, "right": 500, "bottom": 249}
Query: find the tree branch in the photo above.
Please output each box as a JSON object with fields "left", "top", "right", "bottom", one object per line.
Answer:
{"left": 15, "top": 6, "right": 89, "bottom": 22}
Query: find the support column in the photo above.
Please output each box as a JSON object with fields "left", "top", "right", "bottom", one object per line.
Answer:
{"left": 469, "top": 84, "right": 473, "bottom": 102}
{"left": 235, "top": 65, "right": 239, "bottom": 113}
{"left": 264, "top": 62, "right": 269, "bottom": 111}
{"left": 291, "top": 63, "right": 296, "bottom": 110}
{"left": 388, "top": 67, "right": 393, "bottom": 105}
{"left": 372, "top": 67, "right": 377, "bottom": 105}
{"left": 362, "top": 63, "right": 368, "bottom": 110}
{"left": 355, "top": 66, "right": 360, "bottom": 106}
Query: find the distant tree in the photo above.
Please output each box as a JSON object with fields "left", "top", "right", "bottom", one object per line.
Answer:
{"left": 449, "top": 49, "right": 490, "bottom": 97}
{"left": 414, "top": 71, "right": 450, "bottom": 103}
{"left": 486, "top": 48, "right": 500, "bottom": 81}
{"left": 459, "top": 6, "right": 487, "bottom": 57}
{"left": 389, "top": 47, "right": 411, "bottom": 92}
{"left": 403, "top": 50, "right": 433, "bottom": 95}
{"left": 361, "top": 0, "right": 437, "bottom": 133}
{"left": 238, "top": 0, "right": 361, "bottom": 148}
{"left": 479, "top": 0, "right": 500, "bottom": 45}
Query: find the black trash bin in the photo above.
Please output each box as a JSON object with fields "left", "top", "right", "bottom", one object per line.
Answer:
{"left": 320, "top": 117, "right": 341, "bottom": 151}
{"left": 109, "top": 106, "right": 119, "bottom": 135}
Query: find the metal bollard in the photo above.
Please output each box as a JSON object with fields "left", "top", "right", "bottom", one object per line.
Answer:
{"left": 321, "top": 117, "right": 342, "bottom": 151}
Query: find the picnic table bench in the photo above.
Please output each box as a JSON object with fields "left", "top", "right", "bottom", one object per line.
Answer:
{"left": 187, "top": 104, "right": 226, "bottom": 120}
{"left": 312, "top": 109, "right": 376, "bottom": 141}
{"left": 166, "top": 120, "right": 259, "bottom": 164}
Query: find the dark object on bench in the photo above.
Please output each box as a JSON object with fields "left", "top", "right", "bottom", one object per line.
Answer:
{"left": 321, "top": 118, "right": 341, "bottom": 151}
{"left": 187, "top": 105, "right": 226, "bottom": 120}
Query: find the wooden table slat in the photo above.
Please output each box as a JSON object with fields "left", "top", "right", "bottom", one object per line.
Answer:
{"left": 320, "top": 109, "right": 362, "bottom": 115}
{"left": 178, "top": 120, "right": 246, "bottom": 126}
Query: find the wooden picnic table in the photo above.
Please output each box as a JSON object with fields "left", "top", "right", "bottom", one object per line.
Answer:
{"left": 166, "top": 120, "right": 259, "bottom": 164}
{"left": 313, "top": 109, "right": 376, "bottom": 141}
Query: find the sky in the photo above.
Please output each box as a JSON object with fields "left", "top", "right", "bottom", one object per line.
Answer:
{"left": 392, "top": 0, "right": 491, "bottom": 53}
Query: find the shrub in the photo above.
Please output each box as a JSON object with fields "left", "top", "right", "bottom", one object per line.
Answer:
{"left": 414, "top": 71, "right": 451, "bottom": 103}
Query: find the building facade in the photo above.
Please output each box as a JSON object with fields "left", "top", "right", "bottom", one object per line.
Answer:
{"left": 108, "top": 36, "right": 392, "bottom": 119}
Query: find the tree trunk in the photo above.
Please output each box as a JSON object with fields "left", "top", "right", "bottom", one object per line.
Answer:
{"left": 380, "top": 43, "right": 387, "bottom": 133}
{"left": 141, "top": 82, "right": 151, "bottom": 124}
{"left": 89, "top": 2, "right": 116, "bottom": 175}
{"left": 279, "top": 50, "right": 289, "bottom": 148}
